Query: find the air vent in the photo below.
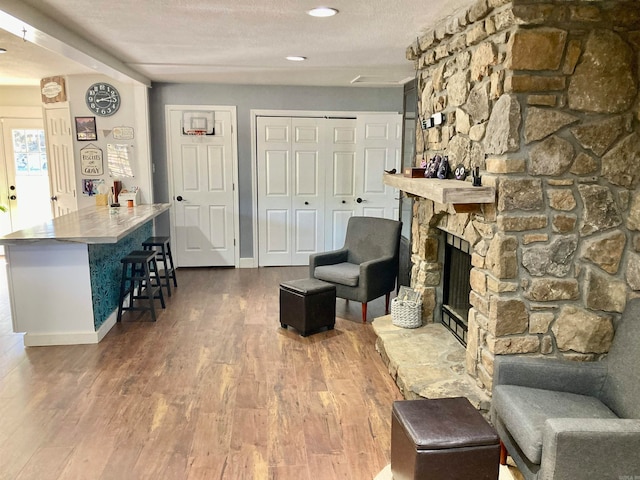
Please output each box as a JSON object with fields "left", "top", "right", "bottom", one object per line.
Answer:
{"left": 350, "top": 75, "right": 414, "bottom": 85}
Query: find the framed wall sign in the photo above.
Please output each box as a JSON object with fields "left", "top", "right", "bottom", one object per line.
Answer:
{"left": 112, "top": 126, "right": 134, "bottom": 140}
{"left": 75, "top": 116, "right": 97, "bottom": 141}
{"left": 80, "top": 144, "right": 104, "bottom": 176}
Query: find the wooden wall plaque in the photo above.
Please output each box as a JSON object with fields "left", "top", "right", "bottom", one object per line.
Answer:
{"left": 40, "top": 76, "right": 67, "bottom": 103}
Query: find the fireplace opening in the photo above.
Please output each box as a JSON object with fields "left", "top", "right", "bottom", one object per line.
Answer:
{"left": 442, "top": 233, "right": 471, "bottom": 346}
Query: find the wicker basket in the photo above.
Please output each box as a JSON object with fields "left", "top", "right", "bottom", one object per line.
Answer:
{"left": 391, "top": 297, "right": 422, "bottom": 329}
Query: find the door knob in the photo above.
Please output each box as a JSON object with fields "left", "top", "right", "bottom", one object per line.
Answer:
{"left": 304, "top": 201, "right": 309, "bottom": 205}
{"left": 176, "top": 195, "right": 184, "bottom": 201}
{"left": 51, "top": 196, "right": 58, "bottom": 201}
{"left": 356, "top": 197, "right": 363, "bottom": 203}
{"left": 341, "top": 200, "right": 346, "bottom": 204}
{"left": 9, "top": 195, "right": 17, "bottom": 200}
{"left": 9, "top": 185, "right": 15, "bottom": 190}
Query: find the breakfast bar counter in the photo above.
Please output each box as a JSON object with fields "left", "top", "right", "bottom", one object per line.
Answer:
{"left": 0, "top": 204, "right": 170, "bottom": 346}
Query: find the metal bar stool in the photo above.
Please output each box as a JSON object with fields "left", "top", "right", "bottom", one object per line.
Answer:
{"left": 117, "top": 250, "right": 166, "bottom": 322}
{"left": 142, "top": 236, "right": 178, "bottom": 297}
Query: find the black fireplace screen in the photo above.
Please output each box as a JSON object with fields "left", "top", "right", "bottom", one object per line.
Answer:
{"left": 442, "top": 233, "right": 471, "bottom": 346}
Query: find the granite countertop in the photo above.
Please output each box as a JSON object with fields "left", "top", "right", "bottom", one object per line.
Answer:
{"left": 0, "top": 204, "right": 170, "bottom": 245}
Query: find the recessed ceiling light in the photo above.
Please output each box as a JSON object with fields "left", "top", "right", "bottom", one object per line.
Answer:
{"left": 286, "top": 56, "right": 307, "bottom": 62}
{"left": 307, "top": 7, "right": 339, "bottom": 17}
{"left": 0, "top": 48, "right": 7, "bottom": 54}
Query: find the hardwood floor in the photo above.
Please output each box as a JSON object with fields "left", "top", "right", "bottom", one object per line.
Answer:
{"left": 0, "top": 262, "right": 402, "bottom": 480}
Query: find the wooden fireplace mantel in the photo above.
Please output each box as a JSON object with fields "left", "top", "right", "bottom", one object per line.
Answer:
{"left": 383, "top": 173, "right": 495, "bottom": 205}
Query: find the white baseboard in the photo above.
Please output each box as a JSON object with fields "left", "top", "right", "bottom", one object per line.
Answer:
{"left": 23, "top": 309, "right": 119, "bottom": 347}
{"left": 239, "top": 257, "right": 257, "bottom": 268}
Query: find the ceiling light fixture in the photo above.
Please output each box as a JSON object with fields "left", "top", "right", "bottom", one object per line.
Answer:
{"left": 307, "top": 7, "right": 339, "bottom": 17}
{"left": 286, "top": 56, "right": 307, "bottom": 62}
{"left": 0, "top": 48, "right": 7, "bottom": 54}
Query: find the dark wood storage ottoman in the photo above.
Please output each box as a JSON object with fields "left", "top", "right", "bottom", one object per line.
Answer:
{"left": 279, "top": 278, "right": 336, "bottom": 336}
{"left": 391, "top": 397, "right": 500, "bottom": 480}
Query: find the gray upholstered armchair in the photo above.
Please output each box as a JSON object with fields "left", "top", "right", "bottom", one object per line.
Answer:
{"left": 491, "top": 298, "right": 640, "bottom": 480}
{"left": 309, "top": 216, "right": 401, "bottom": 323}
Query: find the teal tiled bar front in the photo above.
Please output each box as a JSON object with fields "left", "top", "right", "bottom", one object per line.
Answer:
{"left": 88, "top": 221, "right": 152, "bottom": 330}
{"left": 0, "top": 204, "right": 169, "bottom": 346}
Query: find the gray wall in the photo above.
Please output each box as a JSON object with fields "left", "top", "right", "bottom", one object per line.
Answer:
{"left": 149, "top": 83, "right": 404, "bottom": 259}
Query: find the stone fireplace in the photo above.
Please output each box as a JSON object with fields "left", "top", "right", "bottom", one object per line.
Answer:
{"left": 397, "top": 0, "right": 640, "bottom": 392}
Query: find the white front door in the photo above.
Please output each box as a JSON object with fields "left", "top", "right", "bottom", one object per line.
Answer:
{"left": 168, "top": 107, "right": 238, "bottom": 267}
{"left": 0, "top": 118, "right": 52, "bottom": 234}
{"left": 257, "top": 117, "right": 325, "bottom": 266}
{"left": 355, "top": 114, "right": 402, "bottom": 219}
{"left": 44, "top": 106, "right": 77, "bottom": 217}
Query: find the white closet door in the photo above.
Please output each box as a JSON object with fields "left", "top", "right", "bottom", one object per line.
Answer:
{"left": 355, "top": 114, "right": 403, "bottom": 219}
{"left": 291, "top": 118, "right": 325, "bottom": 265}
{"left": 324, "top": 118, "right": 357, "bottom": 251}
{"left": 257, "top": 117, "right": 326, "bottom": 266}
{"left": 257, "top": 114, "right": 402, "bottom": 266}
{"left": 257, "top": 117, "right": 292, "bottom": 266}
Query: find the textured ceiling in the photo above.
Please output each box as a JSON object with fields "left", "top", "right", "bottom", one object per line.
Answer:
{"left": 0, "top": 0, "right": 474, "bottom": 87}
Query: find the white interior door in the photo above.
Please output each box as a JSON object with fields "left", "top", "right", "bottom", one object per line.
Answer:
{"left": 44, "top": 106, "right": 77, "bottom": 217}
{"left": 356, "top": 114, "right": 402, "bottom": 219}
{"left": 168, "top": 108, "right": 237, "bottom": 267}
{"left": 257, "top": 117, "right": 325, "bottom": 266}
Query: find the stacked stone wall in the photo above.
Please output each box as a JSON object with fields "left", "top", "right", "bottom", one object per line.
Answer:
{"left": 407, "top": 0, "right": 640, "bottom": 390}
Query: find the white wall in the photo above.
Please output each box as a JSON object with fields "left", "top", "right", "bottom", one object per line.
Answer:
{"left": 66, "top": 75, "right": 152, "bottom": 209}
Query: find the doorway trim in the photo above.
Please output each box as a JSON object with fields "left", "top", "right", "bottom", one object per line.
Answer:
{"left": 249, "top": 108, "right": 401, "bottom": 268}
{"left": 165, "top": 104, "right": 240, "bottom": 268}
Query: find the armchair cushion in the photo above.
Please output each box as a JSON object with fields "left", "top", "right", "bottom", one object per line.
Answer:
{"left": 493, "top": 385, "right": 617, "bottom": 465}
{"left": 314, "top": 262, "right": 360, "bottom": 287}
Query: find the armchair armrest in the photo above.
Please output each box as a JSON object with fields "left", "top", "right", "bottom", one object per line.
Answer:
{"left": 309, "top": 248, "right": 348, "bottom": 277}
{"left": 359, "top": 255, "right": 397, "bottom": 298}
{"left": 540, "top": 418, "right": 640, "bottom": 480}
{"left": 493, "top": 356, "right": 608, "bottom": 397}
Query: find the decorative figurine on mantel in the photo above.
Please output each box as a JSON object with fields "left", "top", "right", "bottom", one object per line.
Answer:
{"left": 472, "top": 165, "right": 482, "bottom": 186}
{"left": 424, "top": 154, "right": 440, "bottom": 178}
{"left": 437, "top": 155, "right": 449, "bottom": 179}
{"left": 454, "top": 164, "right": 467, "bottom": 180}
{"left": 423, "top": 154, "right": 450, "bottom": 179}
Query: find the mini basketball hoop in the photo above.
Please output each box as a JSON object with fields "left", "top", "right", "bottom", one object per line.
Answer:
{"left": 182, "top": 111, "right": 215, "bottom": 136}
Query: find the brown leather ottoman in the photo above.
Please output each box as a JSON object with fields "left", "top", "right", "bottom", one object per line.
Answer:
{"left": 391, "top": 397, "right": 500, "bottom": 480}
{"left": 279, "top": 278, "right": 335, "bottom": 336}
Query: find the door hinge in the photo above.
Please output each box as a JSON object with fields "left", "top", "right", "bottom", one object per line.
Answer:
{"left": 233, "top": 239, "right": 236, "bottom": 246}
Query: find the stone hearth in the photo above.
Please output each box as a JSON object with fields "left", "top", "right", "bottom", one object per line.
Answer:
{"left": 372, "top": 315, "right": 490, "bottom": 412}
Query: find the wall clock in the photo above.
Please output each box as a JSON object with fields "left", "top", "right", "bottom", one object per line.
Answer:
{"left": 85, "top": 82, "right": 121, "bottom": 117}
